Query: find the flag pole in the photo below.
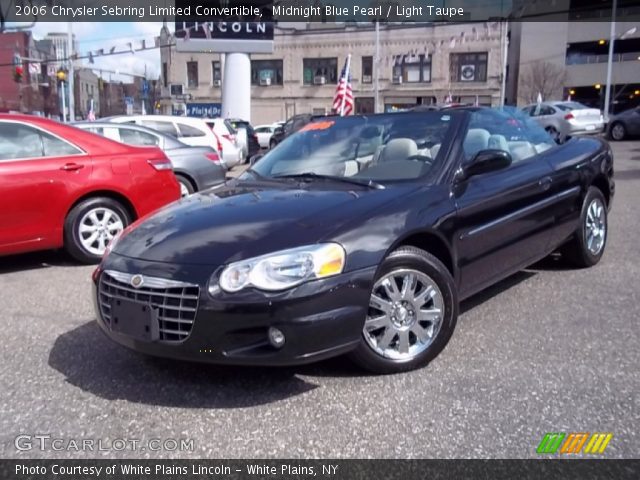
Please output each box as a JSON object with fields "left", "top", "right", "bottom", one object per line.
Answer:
{"left": 340, "top": 54, "right": 351, "bottom": 116}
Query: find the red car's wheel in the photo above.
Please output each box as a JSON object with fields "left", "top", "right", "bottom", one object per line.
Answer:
{"left": 64, "top": 197, "right": 131, "bottom": 264}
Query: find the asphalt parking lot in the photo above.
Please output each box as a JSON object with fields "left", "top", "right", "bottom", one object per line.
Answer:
{"left": 1, "top": 141, "right": 638, "bottom": 459}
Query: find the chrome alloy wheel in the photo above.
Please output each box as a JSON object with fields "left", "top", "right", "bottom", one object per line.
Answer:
{"left": 585, "top": 198, "right": 606, "bottom": 255}
{"left": 78, "top": 207, "right": 124, "bottom": 256}
{"left": 179, "top": 181, "right": 190, "bottom": 197}
{"left": 363, "top": 269, "right": 444, "bottom": 361}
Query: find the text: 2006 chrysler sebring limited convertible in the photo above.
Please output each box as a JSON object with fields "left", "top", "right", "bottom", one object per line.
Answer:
{"left": 93, "top": 108, "right": 614, "bottom": 373}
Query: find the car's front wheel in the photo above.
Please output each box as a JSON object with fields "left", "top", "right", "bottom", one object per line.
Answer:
{"left": 350, "top": 246, "right": 458, "bottom": 374}
{"left": 64, "top": 197, "right": 131, "bottom": 264}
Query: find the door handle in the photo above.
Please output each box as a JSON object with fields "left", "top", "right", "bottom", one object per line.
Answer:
{"left": 60, "top": 163, "right": 84, "bottom": 171}
{"left": 539, "top": 176, "right": 552, "bottom": 190}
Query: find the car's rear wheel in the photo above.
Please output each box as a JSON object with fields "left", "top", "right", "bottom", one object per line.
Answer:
{"left": 350, "top": 246, "right": 458, "bottom": 374}
{"left": 176, "top": 174, "right": 195, "bottom": 197}
{"left": 562, "top": 187, "right": 608, "bottom": 268}
{"left": 609, "top": 122, "right": 626, "bottom": 141}
{"left": 64, "top": 197, "right": 131, "bottom": 264}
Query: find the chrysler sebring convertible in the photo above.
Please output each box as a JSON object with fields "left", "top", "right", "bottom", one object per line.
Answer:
{"left": 93, "top": 108, "right": 614, "bottom": 373}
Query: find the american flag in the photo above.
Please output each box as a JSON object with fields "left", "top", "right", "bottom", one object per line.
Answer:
{"left": 332, "top": 55, "right": 354, "bottom": 116}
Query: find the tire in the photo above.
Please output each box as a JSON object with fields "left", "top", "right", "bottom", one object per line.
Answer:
{"left": 269, "top": 139, "right": 277, "bottom": 150}
{"left": 176, "top": 174, "right": 195, "bottom": 197}
{"left": 609, "top": 122, "right": 626, "bottom": 141}
{"left": 562, "top": 187, "right": 608, "bottom": 268}
{"left": 349, "top": 246, "right": 458, "bottom": 374}
{"left": 64, "top": 197, "right": 131, "bottom": 264}
{"left": 546, "top": 126, "right": 560, "bottom": 142}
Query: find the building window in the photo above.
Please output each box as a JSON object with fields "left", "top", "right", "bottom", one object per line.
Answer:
{"left": 212, "top": 61, "right": 221, "bottom": 84}
{"left": 162, "top": 62, "right": 168, "bottom": 87}
{"left": 187, "top": 61, "right": 198, "bottom": 88}
{"left": 566, "top": 39, "right": 640, "bottom": 65}
{"left": 392, "top": 54, "right": 432, "bottom": 83}
{"left": 355, "top": 97, "right": 375, "bottom": 114}
{"left": 362, "top": 56, "right": 373, "bottom": 83}
{"left": 450, "top": 52, "right": 488, "bottom": 82}
{"left": 303, "top": 58, "right": 338, "bottom": 85}
{"left": 251, "top": 60, "right": 283, "bottom": 86}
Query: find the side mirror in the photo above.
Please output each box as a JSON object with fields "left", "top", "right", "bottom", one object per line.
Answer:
{"left": 249, "top": 153, "right": 264, "bottom": 166}
{"left": 461, "top": 149, "right": 512, "bottom": 180}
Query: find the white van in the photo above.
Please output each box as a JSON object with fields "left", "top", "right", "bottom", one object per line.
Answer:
{"left": 107, "top": 115, "right": 242, "bottom": 169}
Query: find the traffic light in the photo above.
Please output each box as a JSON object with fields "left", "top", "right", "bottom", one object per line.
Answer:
{"left": 56, "top": 69, "right": 67, "bottom": 84}
{"left": 13, "top": 66, "right": 23, "bottom": 83}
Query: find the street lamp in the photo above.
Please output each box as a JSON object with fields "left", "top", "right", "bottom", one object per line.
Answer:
{"left": 603, "top": 1, "right": 637, "bottom": 122}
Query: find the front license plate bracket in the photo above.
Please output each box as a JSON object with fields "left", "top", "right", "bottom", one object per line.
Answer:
{"left": 110, "top": 299, "right": 159, "bottom": 342}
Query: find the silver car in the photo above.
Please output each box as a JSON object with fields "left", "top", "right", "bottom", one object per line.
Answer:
{"left": 73, "top": 122, "right": 226, "bottom": 196}
{"left": 522, "top": 101, "right": 604, "bottom": 140}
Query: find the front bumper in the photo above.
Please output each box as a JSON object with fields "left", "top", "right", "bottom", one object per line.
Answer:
{"left": 93, "top": 253, "right": 376, "bottom": 366}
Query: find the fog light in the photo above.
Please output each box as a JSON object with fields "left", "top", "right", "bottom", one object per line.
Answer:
{"left": 268, "top": 327, "right": 285, "bottom": 348}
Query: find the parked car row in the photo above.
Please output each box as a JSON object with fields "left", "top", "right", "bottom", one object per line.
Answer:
{"left": 72, "top": 122, "right": 226, "bottom": 196}
{"left": 520, "top": 100, "right": 640, "bottom": 142}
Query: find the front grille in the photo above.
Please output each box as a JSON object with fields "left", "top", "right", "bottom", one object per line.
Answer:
{"left": 98, "top": 270, "right": 200, "bottom": 342}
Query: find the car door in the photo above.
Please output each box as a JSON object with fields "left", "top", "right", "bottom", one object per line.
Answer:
{"left": 0, "top": 121, "right": 91, "bottom": 251}
{"left": 452, "top": 110, "right": 557, "bottom": 298}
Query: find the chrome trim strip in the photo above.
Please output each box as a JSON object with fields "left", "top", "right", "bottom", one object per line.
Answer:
{"left": 103, "top": 270, "right": 198, "bottom": 290}
{"left": 461, "top": 186, "right": 581, "bottom": 240}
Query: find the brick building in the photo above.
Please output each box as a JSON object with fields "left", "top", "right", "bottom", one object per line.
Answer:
{"left": 0, "top": 31, "right": 60, "bottom": 116}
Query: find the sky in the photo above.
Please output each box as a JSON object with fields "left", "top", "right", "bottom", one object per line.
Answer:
{"left": 11, "top": 22, "right": 166, "bottom": 80}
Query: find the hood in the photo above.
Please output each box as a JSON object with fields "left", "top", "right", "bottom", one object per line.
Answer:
{"left": 113, "top": 179, "right": 406, "bottom": 265}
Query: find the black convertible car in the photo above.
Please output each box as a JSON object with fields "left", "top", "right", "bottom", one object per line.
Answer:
{"left": 93, "top": 107, "right": 614, "bottom": 373}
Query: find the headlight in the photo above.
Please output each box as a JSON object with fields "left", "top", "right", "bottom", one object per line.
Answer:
{"left": 216, "top": 243, "right": 346, "bottom": 293}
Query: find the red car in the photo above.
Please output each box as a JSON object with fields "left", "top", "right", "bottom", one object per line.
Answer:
{"left": 0, "top": 114, "right": 180, "bottom": 263}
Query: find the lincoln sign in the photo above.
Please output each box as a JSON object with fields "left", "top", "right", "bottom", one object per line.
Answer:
{"left": 174, "top": 20, "right": 274, "bottom": 53}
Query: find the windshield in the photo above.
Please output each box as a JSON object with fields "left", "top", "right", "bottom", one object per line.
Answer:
{"left": 247, "top": 112, "right": 457, "bottom": 183}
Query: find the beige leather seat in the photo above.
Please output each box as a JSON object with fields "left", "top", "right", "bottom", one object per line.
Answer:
{"left": 373, "top": 138, "right": 418, "bottom": 164}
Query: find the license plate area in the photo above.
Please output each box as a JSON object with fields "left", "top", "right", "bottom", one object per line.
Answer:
{"left": 110, "top": 299, "right": 159, "bottom": 342}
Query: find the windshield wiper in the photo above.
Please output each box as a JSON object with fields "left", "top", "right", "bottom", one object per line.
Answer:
{"left": 273, "top": 172, "right": 384, "bottom": 190}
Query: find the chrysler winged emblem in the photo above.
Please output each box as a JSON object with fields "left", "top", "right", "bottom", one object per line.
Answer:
{"left": 130, "top": 274, "right": 144, "bottom": 288}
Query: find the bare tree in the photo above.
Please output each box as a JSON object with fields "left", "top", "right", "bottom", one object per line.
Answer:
{"left": 519, "top": 60, "right": 567, "bottom": 104}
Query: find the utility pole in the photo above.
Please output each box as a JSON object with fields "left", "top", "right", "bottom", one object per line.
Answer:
{"left": 374, "top": 21, "right": 380, "bottom": 113}
{"left": 604, "top": 0, "right": 617, "bottom": 122}
{"left": 500, "top": 19, "right": 509, "bottom": 107}
{"left": 67, "top": 21, "right": 75, "bottom": 122}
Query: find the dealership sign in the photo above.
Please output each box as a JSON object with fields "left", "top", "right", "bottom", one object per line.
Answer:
{"left": 186, "top": 103, "right": 221, "bottom": 118}
{"left": 174, "top": 20, "right": 274, "bottom": 53}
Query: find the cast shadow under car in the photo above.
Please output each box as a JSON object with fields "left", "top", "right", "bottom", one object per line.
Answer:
{"left": 0, "top": 249, "right": 81, "bottom": 274}
{"left": 47, "top": 321, "right": 319, "bottom": 409}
